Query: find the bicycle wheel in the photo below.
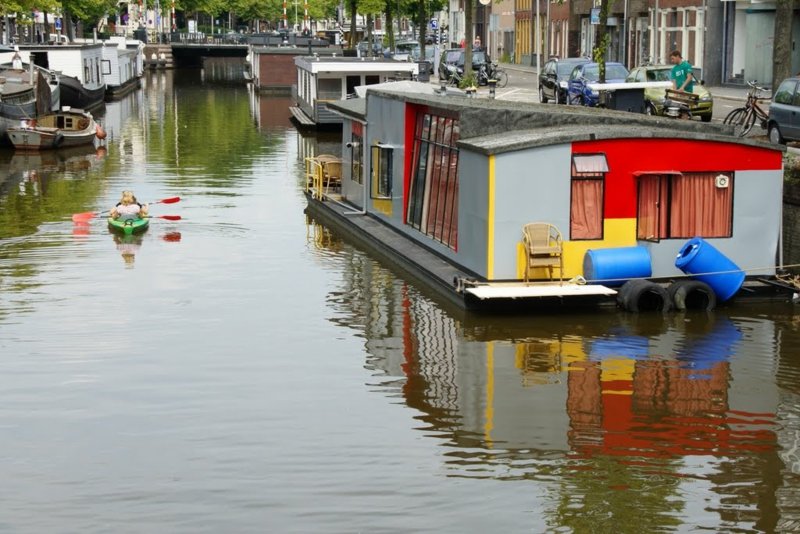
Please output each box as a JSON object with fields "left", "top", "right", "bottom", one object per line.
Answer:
{"left": 723, "top": 107, "right": 746, "bottom": 125}
{"left": 494, "top": 69, "right": 508, "bottom": 88}
{"left": 737, "top": 109, "right": 757, "bottom": 137}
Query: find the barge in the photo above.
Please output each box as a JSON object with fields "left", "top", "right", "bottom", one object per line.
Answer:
{"left": 304, "top": 82, "right": 793, "bottom": 311}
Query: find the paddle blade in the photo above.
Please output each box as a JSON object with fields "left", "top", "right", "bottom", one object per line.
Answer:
{"left": 72, "top": 212, "right": 97, "bottom": 222}
{"left": 156, "top": 196, "right": 181, "bottom": 205}
{"left": 157, "top": 215, "right": 182, "bottom": 220}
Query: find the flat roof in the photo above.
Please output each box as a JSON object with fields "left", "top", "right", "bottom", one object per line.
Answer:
{"left": 367, "top": 87, "right": 785, "bottom": 155}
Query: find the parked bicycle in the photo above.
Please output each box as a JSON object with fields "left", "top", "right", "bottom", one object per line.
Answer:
{"left": 478, "top": 63, "right": 508, "bottom": 88}
{"left": 723, "top": 80, "right": 770, "bottom": 137}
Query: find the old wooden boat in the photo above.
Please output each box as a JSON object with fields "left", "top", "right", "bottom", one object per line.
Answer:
{"left": 7, "top": 108, "right": 98, "bottom": 150}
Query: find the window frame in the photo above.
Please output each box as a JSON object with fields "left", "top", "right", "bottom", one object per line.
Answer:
{"left": 569, "top": 154, "right": 607, "bottom": 240}
{"left": 370, "top": 144, "right": 393, "bottom": 199}
{"left": 636, "top": 172, "right": 735, "bottom": 241}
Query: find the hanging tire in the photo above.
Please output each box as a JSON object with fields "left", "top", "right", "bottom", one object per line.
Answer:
{"left": 667, "top": 280, "right": 717, "bottom": 311}
{"left": 617, "top": 280, "right": 671, "bottom": 313}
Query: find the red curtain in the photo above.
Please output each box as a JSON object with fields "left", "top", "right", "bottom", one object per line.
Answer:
{"left": 670, "top": 173, "right": 732, "bottom": 237}
{"left": 570, "top": 179, "right": 604, "bottom": 239}
{"left": 637, "top": 175, "right": 669, "bottom": 240}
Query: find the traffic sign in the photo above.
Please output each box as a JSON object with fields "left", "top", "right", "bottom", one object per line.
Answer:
{"left": 55, "top": 18, "right": 62, "bottom": 30}
{"left": 430, "top": 19, "right": 437, "bottom": 30}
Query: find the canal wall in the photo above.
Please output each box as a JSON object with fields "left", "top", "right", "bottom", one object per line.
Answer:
{"left": 784, "top": 182, "right": 800, "bottom": 270}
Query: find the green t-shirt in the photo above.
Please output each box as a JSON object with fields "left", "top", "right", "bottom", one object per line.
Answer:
{"left": 671, "top": 60, "right": 694, "bottom": 92}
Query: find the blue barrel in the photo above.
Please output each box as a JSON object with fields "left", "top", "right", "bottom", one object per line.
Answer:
{"left": 674, "top": 237, "right": 744, "bottom": 302}
{"left": 583, "top": 246, "right": 652, "bottom": 286}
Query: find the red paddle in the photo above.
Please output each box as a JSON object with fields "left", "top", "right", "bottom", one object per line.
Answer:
{"left": 72, "top": 196, "right": 180, "bottom": 222}
{"left": 148, "top": 215, "right": 182, "bottom": 220}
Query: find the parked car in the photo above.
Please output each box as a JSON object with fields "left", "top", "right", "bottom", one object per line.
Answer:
{"left": 391, "top": 40, "right": 418, "bottom": 61}
{"left": 438, "top": 48, "right": 488, "bottom": 83}
{"left": 410, "top": 46, "right": 436, "bottom": 74}
{"left": 538, "top": 57, "right": 590, "bottom": 104}
{"left": 566, "top": 62, "right": 629, "bottom": 107}
{"left": 767, "top": 76, "right": 800, "bottom": 144}
{"left": 357, "top": 40, "right": 383, "bottom": 57}
{"left": 625, "top": 65, "right": 713, "bottom": 122}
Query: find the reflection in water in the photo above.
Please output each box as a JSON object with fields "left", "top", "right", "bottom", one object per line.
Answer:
{"left": 309, "top": 224, "right": 797, "bottom": 530}
{"left": 112, "top": 232, "right": 143, "bottom": 267}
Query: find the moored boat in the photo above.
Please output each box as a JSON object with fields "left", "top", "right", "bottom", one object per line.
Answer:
{"left": 107, "top": 216, "right": 149, "bottom": 235}
{"left": 7, "top": 108, "right": 98, "bottom": 150}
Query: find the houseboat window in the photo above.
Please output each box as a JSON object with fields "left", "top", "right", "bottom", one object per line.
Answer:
{"left": 637, "top": 172, "right": 733, "bottom": 240}
{"left": 570, "top": 154, "right": 607, "bottom": 240}
{"left": 351, "top": 129, "right": 364, "bottom": 184}
{"left": 102, "top": 60, "right": 112, "bottom": 76}
{"left": 407, "top": 112, "right": 460, "bottom": 250}
{"left": 84, "top": 59, "right": 90, "bottom": 84}
{"left": 371, "top": 145, "right": 393, "bottom": 198}
{"left": 317, "top": 78, "right": 341, "bottom": 100}
{"left": 95, "top": 58, "right": 100, "bottom": 83}
{"left": 365, "top": 75, "right": 380, "bottom": 85}
{"left": 346, "top": 75, "right": 360, "bottom": 97}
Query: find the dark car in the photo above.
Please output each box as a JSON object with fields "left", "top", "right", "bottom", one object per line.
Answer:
{"left": 438, "top": 48, "right": 488, "bottom": 82}
{"left": 538, "top": 57, "right": 590, "bottom": 104}
{"left": 767, "top": 76, "right": 800, "bottom": 144}
{"left": 566, "top": 62, "right": 630, "bottom": 107}
{"left": 410, "top": 46, "right": 436, "bottom": 74}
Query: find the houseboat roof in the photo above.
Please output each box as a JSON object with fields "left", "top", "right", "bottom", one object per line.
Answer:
{"left": 294, "top": 55, "right": 419, "bottom": 74}
{"left": 350, "top": 86, "right": 785, "bottom": 156}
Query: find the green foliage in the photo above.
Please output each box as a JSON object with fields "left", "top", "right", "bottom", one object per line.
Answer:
{"left": 62, "top": 0, "right": 118, "bottom": 28}
{"left": 458, "top": 70, "right": 477, "bottom": 89}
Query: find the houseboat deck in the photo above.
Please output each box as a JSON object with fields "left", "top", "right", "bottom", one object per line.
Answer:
{"left": 305, "top": 192, "right": 624, "bottom": 311}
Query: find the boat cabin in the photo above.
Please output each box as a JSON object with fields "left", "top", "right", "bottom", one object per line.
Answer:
{"left": 315, "top": 83, "right": 786, "bottom": 308}
{"left": 291, "top": 56, "right": 418, "bottom": 127}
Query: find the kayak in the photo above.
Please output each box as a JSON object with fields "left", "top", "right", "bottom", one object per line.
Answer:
{"left": 108, "top": 217, "right": 150, "bottom": 235}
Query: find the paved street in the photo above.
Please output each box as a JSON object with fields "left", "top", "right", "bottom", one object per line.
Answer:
{"left": 432, "top": 62, "right": 756, "bottom": 125}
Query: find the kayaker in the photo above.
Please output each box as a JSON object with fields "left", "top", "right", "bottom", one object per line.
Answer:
{"left": 110, "top": 190, "right": 149, "bottom": 220}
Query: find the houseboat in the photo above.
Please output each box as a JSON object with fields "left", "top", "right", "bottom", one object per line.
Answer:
{"left": 102, "top": 37, "right": 144, "bottom": 100}
{"left": 290, "top": 55, "right": 418, "bottom": 127}
{"left": 19, "top": 42, "right": 106, "bottom": 111}
{"left": 305, "top": 82, "right": 790, "bottom": 312}
{"left": 0, "top": 50, "right": 61, "bottom": 146}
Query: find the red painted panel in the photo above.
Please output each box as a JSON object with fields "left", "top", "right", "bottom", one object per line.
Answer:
{"left": 573, "top": 138, "right": 783, "bottom": 219}
{"left": 404, "top": 103, "right": 420, "bottom": 224}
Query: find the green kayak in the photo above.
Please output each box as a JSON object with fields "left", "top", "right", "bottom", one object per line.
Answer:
{"left": 108, "top": 217, "right": 150, "bottom": 235}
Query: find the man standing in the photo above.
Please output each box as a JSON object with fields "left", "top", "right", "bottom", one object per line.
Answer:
{"left": 670, "top": 50, "right": 695, "bottom": 93}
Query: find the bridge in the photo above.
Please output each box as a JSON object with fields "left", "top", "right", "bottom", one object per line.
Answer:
{"left": 143, "top": 33, "right": 330, "bottom": 68}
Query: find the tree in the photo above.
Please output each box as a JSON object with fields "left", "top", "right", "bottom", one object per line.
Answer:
{"left": 772, "top": 0, "right": 796, "bottom": 92}
{"left": 61, "top": 0, "right": 118, "bottom": 34}
{"left": 592, "top": 0, "right": 610, "bottom": 83}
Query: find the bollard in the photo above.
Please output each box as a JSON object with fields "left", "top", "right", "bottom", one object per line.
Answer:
{"left": 488, "top": 79, "right": 497, "bottom": 99}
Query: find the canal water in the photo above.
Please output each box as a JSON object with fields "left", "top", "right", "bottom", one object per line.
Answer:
{"left": 1, "top": 69, "right": 800, "bottom": 532}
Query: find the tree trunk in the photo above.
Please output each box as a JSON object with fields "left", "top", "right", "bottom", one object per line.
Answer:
{"left": 772, "top": 0, "right": 794, "bottom": 92}
{"left": 367, "top": 14, "right": 373, "bottom": 56}
{"left": 594, "top": 0, "right": 609, "bottom": 83}
{"left": 418, "top": 0, "right": 426, "bottom": 57}
{"left": 348, "top": 0, "right": 357, "bottom": 48}
{"left": 464, "top": 0, "right": 473, "bottom": 74}
{"left": 386, "top": 3, "right": 395, "bottom": 50}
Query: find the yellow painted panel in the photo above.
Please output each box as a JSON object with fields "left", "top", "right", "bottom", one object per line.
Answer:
{"left": 372, "top": 198, "right": 392, "bottom": 216}
{"left": 562, "top": 218, "right": 637, "bottom": 278}
{"left": 515, "top": 218, "right": 637, "bottom": 280}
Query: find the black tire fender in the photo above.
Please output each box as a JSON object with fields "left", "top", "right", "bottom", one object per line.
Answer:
{"left": 668, "top": 280, "right": 716, "bottom": 311}
{"left": 617, "top": 280, "right": 671, "bottom": 312}
{"left": 52, "top": 133, "right": 65, "bottom": 148}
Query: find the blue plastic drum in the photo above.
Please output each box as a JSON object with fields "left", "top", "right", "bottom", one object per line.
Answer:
{"left": 674, "top": 237, "right": 744, "bottom": 302}
{"left": 583, "top": 246, "right": 652, "bottom": 286}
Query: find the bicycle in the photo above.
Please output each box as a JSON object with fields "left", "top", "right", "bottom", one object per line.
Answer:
{"left": 479, "top": 63, "right": 508, "bottom": 88}
{"left": 723, "top": 80, "right": 770, "bottom": 137}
